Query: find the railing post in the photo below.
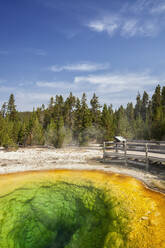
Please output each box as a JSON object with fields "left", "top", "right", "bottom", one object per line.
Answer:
{"left": 124, "top": 141, "right": 127, "bottom": 166}
{"left": 115, "top": 142, "right": 118, "bottom": 153}
{"left": 145, "top": 143, "right": 149, "bottom": 171}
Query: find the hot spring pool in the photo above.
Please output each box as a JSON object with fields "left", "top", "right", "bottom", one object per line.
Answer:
{"left": 0, "top": 170, "right": 164, "bottom": 248}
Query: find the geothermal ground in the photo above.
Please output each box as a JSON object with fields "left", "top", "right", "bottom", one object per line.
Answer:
{"left": 0, "top": 146, "right": 165, "bottom": 193}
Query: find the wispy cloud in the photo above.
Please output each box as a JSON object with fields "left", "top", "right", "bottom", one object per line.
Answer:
{"left": 88, "top": 15, "right": 158, "bottom": 38}
{"left": 36, "top": 80, "right": 80, "bottom": 94}
{"left": 15, "top": 91, "right": 53, "bottom": 110}
{"left": 127, "top": 0, "right": 153, "bottom": 13}
{"left": 74, "top": 72, "right": 158, "bottom": 93}
{"left": 87, "top": 0, "right": 164, "bottom": 38}
{"left": 36, "top": 71, "right": 161, "bottom": 107}
{"left": 50, "top": 62, "right": 110, "bottom": 72}
{"left": 151, "top": 2, "right": 165, "bottom": 13}
{"left": 37, "top": 71, "right": 160, "bottom": 96}
{"left": 36, "top": 81, "right": 71, "bottom": 88}
{"left": 1, "top": 69, "right": 162, "bottom": 111}
{"left": 121, "top": 19, "right": 138, "bottom": 37}
{"left": 122, "top": 19, "right": 157, "bottom": 37}
{"left": 16, "top": 92, "right": 52, "bottom": 102}
{"left": 88, "top": 16, "right": 119, "bottom": 36}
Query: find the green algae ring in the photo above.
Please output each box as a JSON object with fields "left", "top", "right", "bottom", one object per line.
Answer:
{"left": 0, "top": 170, "right": 164, "bottom": 248}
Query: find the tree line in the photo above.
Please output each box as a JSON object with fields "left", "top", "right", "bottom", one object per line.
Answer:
{"left": 0, "top": 84, "right": 164, "bottom": 148}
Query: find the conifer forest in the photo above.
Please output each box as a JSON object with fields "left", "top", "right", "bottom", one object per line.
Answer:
{"left": 0, "top": 84, "right": 165, "bottom": 148}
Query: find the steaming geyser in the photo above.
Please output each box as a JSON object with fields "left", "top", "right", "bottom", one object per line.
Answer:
{"left": 0, "top": 170, "right": 165, "bottom": 248}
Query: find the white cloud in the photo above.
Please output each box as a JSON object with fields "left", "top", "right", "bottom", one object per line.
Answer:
{"left": 35, "top": 72, "right": 159, "bottom": 109}
{"left": 87, "top": 0, "right": 164, "bottom": 38}
{"left": 36, "top": 80, "right": 80, "bottom": 93}
{"left": 122, "top": 19, "right": 158, "bottom": 37}
{"left": 50, "top": 62, "right": 109, "bottom": 72}
{"left": 88, "top": 16, "right": 119, "bottom": 36}
{"left": 88, "top": 22, "right": 105, "bottom": 32}
{"left": 73, "top": 71, "right": 162, "bottom": 107}
{"left": 36, "top": 81, "right": 71, "bottom": 88}
{"left": 128, "top": 0, "right": 153, "bottom": 13}
{"left": 14, "top": 92, "right": 53, "bottom": 111}
{"left": 121, "top": 19, "right": 138, "bottom": 37}
{"left": 74, "top": 72, "right": 158, "bottom": 93}
{"left": 88, "top": 14, "right": 158, "bottom": 38}
{"left": 37, "top": 71, "right": 160, "bottom": 96}
{"left": 0, "top": 69, "right": 162, "bottom": 111}
{"left": 16, "top": 92, "right": 52, "bottom": 102}
{"left": 151, "top": 2, "right": 165, "bottom": 13}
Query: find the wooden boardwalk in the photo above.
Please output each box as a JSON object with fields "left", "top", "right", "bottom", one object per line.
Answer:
{"left": 103, "top": 141, "right": 165, "bottom": 171}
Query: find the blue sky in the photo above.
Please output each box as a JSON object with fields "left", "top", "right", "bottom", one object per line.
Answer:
{"left": 0, "top": 0, "right": 165, "bottom": 110}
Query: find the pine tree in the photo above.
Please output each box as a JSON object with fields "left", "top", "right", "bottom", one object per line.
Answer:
{"left": 31, "top": 117, "right": 44, "bottom": 145}
{"left": 81, "top": 93, "right": 92, "bottom": 130}
{"left": 1, "top": 102, "right": 7, "bottom": 118}
{"left": 151, "top": 107, "right": 163, "bottom": 140}
{"left": 18, "top": 122, "right": 27, "bottom": 146}
{"left": 134, "top": 92, "right": 142, "bottom": 119}
{"left": 73, "top": 98, "right": 82, "bottom": 143}
{"left": 151, "top": 85, "right": 163, "bottom": 139}
{"left": 101, "top": 104, "right": 114, "bottom": 141}
{"left": 90, "top": 93, "right": 101, "bottom": 126}
{"left": 0, "top": 118, "right": 16, "bottom": 148}
{"left": 115, "top": 106, "right": 133, "bottom": 139}
{"left": 53, "top": 95, "right": 64, "bottom": 120}
{"left": 133, "top": 114, "right": 144, "bottom": 139}
{"left": 48, "top": 97, "right": 54, "bottom": 111}
{"left": 79, "top": 93, "right": 92, "bottom": 145}
{"left": 12, "top": 121, "right": 21, "bottom": 144}
{"left": 25, "top": 111, "right": 36, "bottom": 145}
{"left": 73, "top": 94, "right": 92, "bottom": 145}
{"left": 7, "top": 94, "right": 18, "bottom": 121}
{"left": 0, "top": 116, "right": 5, "bottom": 146}
{"left": 125, "top": 102, "right": 135, "bottom": 138}
{"left": 152, "top": 84, "right": 161, "bottom": 116}
{"left": 43, "top": 97, "right": 54, "bottom": 129}
{"left": 64, "top": 92, "right": 76, "bottom": 129}
{"left": 55, "top": 116, "right": 65, "bottom": 148}
{"left": 1, "top": 85, "right": 165, "bottom": 146}
{"left": 141, "top": 91, "right": 149, "bottom": 121}
{"left": 45, "top": 116, "right": 66, "bottom": 148}
{"left": 161, "top": 86, "right": 165, "bottom": 115}
{"left": 126, "top": 102, "right": 134, "bottom": 122}
{"left": 45, "top": 118, "right": 57, "bottom": 146}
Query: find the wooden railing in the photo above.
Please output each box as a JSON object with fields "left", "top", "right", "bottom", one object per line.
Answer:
{"left": 103, "top": 141, "right": 165, "bottom": 171}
